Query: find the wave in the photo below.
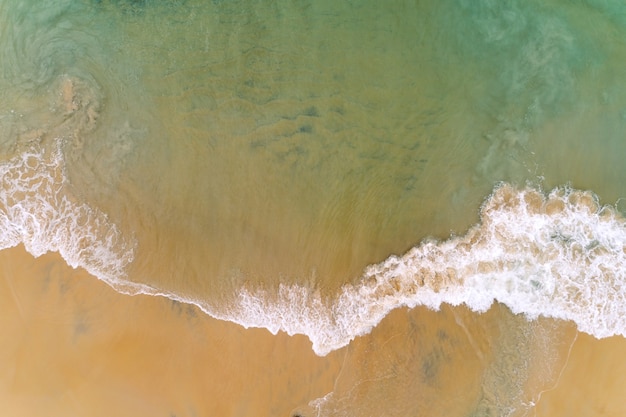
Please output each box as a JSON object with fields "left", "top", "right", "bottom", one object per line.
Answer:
{"left": 218, "top": 184, "right": 626, "bottom": 356}
{"left": 3, "top": 144, "right": 625, "bottom": 357}
{"left": 0, "top": 143, "right": 141, "bottom": 293}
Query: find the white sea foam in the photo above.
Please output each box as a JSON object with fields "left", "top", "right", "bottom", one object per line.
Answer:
{"left": 220, "top": 184, "right": 626, "bottom": 356}
{"left": 5, "top": 145, "right": 623, "bottom": 358}
{"left": 0, "top": 143, "right": 139, "bottom": 291}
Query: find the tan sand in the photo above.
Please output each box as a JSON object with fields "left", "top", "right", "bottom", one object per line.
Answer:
{"left": 534, "top": 333, "right": 626, "bottom": 416}
{"left": 1, "top": 244, "right": 617, "bottom": 417}
{"left": 0, "top": 245, "right": 343, "bottom": 417}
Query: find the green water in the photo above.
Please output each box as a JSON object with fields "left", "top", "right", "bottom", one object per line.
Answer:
{"left": 2, "top": 0, "right": 626, "bottom": 326}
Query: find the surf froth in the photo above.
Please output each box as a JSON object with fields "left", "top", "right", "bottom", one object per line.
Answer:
{"left": 0, "top": 143, "right": 137, "bottom": 292}
{"left": 225, "top": 184, "right": 626, "bottom": 356}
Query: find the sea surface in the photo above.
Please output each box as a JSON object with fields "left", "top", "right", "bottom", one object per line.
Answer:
{"left": 2, "top": 0, "right": 626, "bottom": 416}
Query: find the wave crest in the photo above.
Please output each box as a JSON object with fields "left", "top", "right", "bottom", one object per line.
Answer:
{"left": 223, "top": 184, "right": 626, "bottom": 356}
{"left": 0, "top": 144, "right": 137, "bottom": 290}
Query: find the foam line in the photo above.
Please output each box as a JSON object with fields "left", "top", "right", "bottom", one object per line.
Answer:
{"left": 3, "top": 146, "right": 624, "bottom": 357}
{"left": 220, "top": 184, "right": 626, "bottom": 356}
{"left": 0, "top": 143, "right": 140, "bottom": 292}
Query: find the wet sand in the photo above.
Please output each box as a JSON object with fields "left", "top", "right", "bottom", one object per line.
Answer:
{"left": 0, "top": 244, "right": 591, "bottom": 417}
{"left": 534, "top": 333, "right": 626, "bottom": 416}
{"left": 0, "top": 245, "right": 343, "bottom": 417}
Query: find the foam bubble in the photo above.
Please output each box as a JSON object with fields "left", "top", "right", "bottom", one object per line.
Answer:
{"left": 0, "top": 142, "right": 140, "bottom": 292}
{"left": 216, "top": 184, "right": 626, "bottom": 356}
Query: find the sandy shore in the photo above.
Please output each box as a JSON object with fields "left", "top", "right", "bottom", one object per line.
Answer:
{"left": 0, "top": 246, "right": 343, "bottom": 417}
{"left": 1, "top": 244, "right": 623, "bottom": 416}
{"left": 534, "top": 332, "right": 626, "bottom": 416}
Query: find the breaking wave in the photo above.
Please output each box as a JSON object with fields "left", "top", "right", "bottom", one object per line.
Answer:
{"left": 3, "top": 144, "right": 624, "bottom": 358}
{"left": 0, "top": 143, "right": 139, "bottom": 292}
{"left": 219, "top": 184, "right": 626, "bottom": 355}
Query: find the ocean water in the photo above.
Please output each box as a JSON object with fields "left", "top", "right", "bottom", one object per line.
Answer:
{"left": 2, "top": 0, "right": 626, "bottom": 415}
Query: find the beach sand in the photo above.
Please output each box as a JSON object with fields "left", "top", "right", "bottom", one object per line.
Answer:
{"left": 0, "top": 244, "right": 594, "bottom": 417}
{"left": 534, "top": 333, "right": 626, "bottom": 416}
{"left": 0, "top": 246, "right": 343, "bottom": 417}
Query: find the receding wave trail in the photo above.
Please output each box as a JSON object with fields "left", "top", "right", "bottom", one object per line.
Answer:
{"left": 219, "top": 184, "right": 626, "bottom": 355}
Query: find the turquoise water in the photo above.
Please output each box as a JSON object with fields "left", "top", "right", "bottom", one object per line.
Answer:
{"left": 2, "top": 0, "right": 626, "bottom": 415}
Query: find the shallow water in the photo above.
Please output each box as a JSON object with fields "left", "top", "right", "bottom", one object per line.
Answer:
{"left": 2, "top": 0, "right": 626, "bottom": 415}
